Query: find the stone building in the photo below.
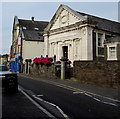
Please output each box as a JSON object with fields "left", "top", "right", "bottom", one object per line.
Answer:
{"left": 44, "top": 4, "right": 120, "bottom": 63}
{"left": 11, "top": 16, "right": 49, "bottom": 63}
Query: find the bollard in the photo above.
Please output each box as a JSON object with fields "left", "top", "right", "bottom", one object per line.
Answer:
{"left": 60, "top": 57, "right": 68, "bottom": 80}
{"left": 25, "top": 59, "right": 28, "bottom": 74}
{"left": 27, "top": 59, "right": 32, "bottom": 75}
{"left": 61, "top": 61, "right": 65, "bottom": 80}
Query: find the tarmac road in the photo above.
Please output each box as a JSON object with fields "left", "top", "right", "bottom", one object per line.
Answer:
{"left": 18, "top": 75, "right": 120, "bottom": 119}
{"left": 2, "top": 91, "right": 51, "bottom": 119}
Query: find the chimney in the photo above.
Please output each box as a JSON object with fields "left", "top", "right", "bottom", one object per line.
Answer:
{"left": 31, "top": 17, "right": 34, "bottom": 21}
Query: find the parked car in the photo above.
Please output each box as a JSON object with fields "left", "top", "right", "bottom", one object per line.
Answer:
{"left": 0, "top": 64, "right": 18, "bottom": 93}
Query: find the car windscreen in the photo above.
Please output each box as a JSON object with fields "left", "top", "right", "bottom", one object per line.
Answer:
{"left": 0, "top": 66, "right": 8, "bottom": 71}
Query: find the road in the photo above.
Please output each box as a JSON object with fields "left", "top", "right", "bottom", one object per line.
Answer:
{"left": 17, "top": 75, "right": 120, "bottom": 119}
{"left": 2, "top": 91, "right": 49, "bottom": 119}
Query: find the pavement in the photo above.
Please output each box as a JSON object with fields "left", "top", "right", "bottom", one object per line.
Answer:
{"left": 19, "top": 73, "right": 120, "bottom": 103}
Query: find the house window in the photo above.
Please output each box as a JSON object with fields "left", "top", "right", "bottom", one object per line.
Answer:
{"left": 109, "top": 47, "right": 116, "bottom": 58}
{"left": 98, "top": 34, "right": 103, "bottom": 47}
{"left": 97, "top": 33, "right": 104, "bottom": 56}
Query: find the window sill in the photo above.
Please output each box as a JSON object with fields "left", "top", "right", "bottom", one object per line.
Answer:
{"left": 107, "top": 58, "right": 117, "bottom": 60}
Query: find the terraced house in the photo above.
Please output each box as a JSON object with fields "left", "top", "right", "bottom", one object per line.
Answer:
{"left": 11, "top": 16, "right": 48, "bottom": 63}
{"left": 44, "top": 4, "right": 120, "bottom": 63}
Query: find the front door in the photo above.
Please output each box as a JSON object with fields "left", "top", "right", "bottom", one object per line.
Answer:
{"left": 63, "top": 46, "right": 68, "bottom": 59}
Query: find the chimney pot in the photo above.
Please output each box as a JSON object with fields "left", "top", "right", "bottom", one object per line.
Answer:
{"left": 31, "top": 17, "right": 34, "bottom": 21}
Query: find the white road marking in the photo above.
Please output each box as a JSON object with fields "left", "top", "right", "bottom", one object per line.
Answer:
{"left": 18, "top": 87, "right": 56, "bottom": 119}
{"left": 19, "top": 75, "right": 119, "bottom": 108}
{"left": 73, "top": 91, "right": 118, "bottom": 107}
{"left": 73, "top": 91, "right": 83, "bottom": 94}
{"left": 93, "top": 98, "right": 101, "bottom": 102}
{"left": 19, "top": 85, "right": 69, "bottom": 119}
{"left": 32, "top": 95, "right": 43, "bottom": 101}
{"left": 84, "top": 93, "right": 93, "bottom": 98}
{"left": 102, "top": 101, "right": 118, "bottom": 107}
{"left": 20, "top": 75, "right": 120, "bottom": 103}
{"left": 37, "top": 95, "right": 44, "bottom": 97}
{"left": 33, "top": 95, "right": 69, "bottom": 119}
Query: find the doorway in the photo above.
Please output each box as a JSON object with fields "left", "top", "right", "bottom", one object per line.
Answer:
{"left": 62, "top": 46, "right": 68, "bottom": 59}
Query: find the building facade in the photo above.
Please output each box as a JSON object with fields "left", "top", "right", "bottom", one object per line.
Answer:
{"left": 44, "top": 4, "right": 120, "bottom": 63}
{"left": 11, "top": 16, "right": 49, "bottom": 63}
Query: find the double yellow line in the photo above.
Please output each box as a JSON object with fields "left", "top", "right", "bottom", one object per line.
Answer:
{"left": 20, "top": 74, "right": 120, "bottom": 103}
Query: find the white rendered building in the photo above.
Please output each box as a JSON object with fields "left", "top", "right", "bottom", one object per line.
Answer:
{"left": 44, "top": 5, "right": 120, "bottom": 62}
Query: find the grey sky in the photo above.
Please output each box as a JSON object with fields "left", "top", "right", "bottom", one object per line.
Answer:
{"left": 1, "top": 2, "right": 118, "bottom": 54}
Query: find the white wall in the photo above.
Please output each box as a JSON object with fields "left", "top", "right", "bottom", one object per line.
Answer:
{"left": 44, "top": 6, "right": 94, "bottom": 62}
{"left": 45, "top": 25, "right": 93, "bottom": 62}
{"left": 22, "top": 40, "right": 44, "bottom": 63}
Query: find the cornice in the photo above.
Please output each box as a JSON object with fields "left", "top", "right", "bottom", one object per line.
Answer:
{"left": 47, "top": 21, "right": 96, "bottom": 36}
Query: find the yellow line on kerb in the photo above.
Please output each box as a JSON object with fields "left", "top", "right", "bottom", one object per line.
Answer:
{"left": 21, "top": 75, "right": 120, "bottom": 103}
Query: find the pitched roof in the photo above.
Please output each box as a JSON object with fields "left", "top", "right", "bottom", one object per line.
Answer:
{"left": 45, "top": 4, "right": 120, "bottom": 35}
{"left": 77, "top": 11, "right": 120, "bottom": 34}
{"left": 18, "top": 19, "right": 49, "bottom": 41}
{"left": 22, "top": 30, "right": 44, "bottom": 41}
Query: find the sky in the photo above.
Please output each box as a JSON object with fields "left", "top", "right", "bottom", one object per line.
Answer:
{"left": 0, "top": 1, "right": 119, "bottom": 55}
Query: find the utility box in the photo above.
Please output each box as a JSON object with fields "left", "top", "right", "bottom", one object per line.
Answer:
{"left": 4, "top": 74, "right": 18, "bottom": 93}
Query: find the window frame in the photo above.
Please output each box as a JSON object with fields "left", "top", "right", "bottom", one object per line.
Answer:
{"left": 109, "top": 47, "right": 116, "bottom": 58}
{"left": 107, "top": 44, "right": 117, "bottom": 60}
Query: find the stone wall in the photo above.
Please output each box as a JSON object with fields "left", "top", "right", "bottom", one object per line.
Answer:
{"left": 29, "top": 64, "right": 56, "bottom": 79}
{"left": 73, "top": 61, "right": 120, "bottom": 88}
{"left": 117, "top": 44, "right": 120, "bottom": 60}
{"left": 23, "top": 63, "right": 72, "bottom": 79}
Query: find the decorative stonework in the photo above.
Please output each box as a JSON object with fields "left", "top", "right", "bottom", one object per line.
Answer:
{"left": 60, "top": 15, "right": 68, "bottom": 24}
{"left": 83, "top": 28, "right": 86, "bottom": 35}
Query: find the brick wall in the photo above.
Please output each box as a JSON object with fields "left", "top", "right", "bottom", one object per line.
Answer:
{"left": 73, "top": 61, "right": 120, "bottom": 88}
